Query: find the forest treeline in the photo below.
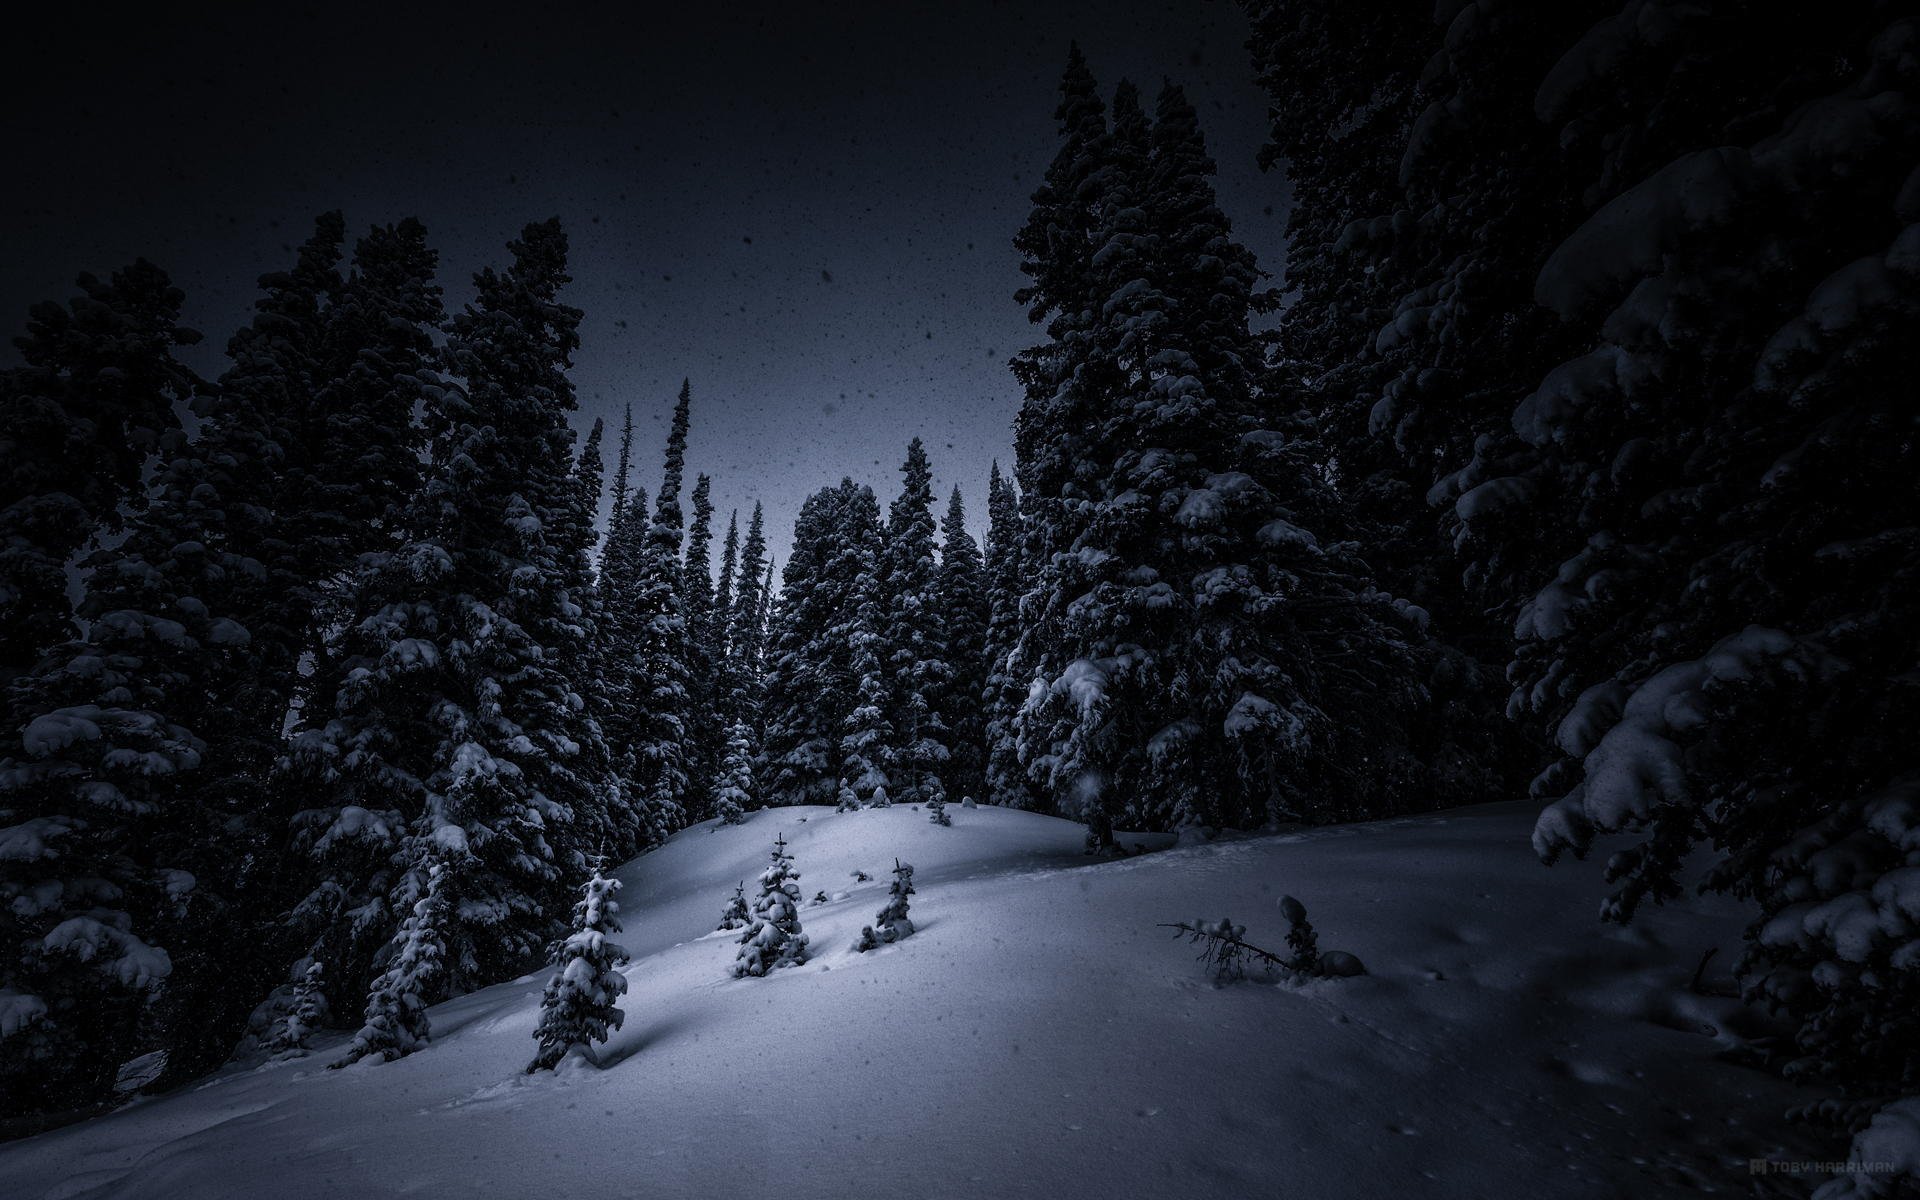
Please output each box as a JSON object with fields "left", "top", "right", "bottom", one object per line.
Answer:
{"left": 2, "top": 0, "right": 1915, "bottom": 1174}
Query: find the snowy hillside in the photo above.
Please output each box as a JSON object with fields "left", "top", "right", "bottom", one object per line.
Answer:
{"left": 0, "top": 804, "right": 1824, "bottom": 1199}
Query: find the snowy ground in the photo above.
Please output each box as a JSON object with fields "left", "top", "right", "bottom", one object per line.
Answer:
{"left": 0, "top": 802, "right": 1830, "bottom": 1198}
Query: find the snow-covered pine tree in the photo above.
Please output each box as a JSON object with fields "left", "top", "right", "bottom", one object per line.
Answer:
{"left": 762, "top": 482, "right": 882, "bottom": 805}
{"left": 840, "top": 550, "right": 895, "bottom": 806}
{"left": 936, "top": 486, "right": 989, "bottom": 805}
{"left": 759, "top": 491, "right": 839, "bottom": 807}
{"left": 594, "top": 408, "right": 651, "bottom": 854}
{"left": 267, "top": 960, "right": 328, "bottom": 1058}
{"left": 625, "top": 381, "right": 698, "bottom": 845}
{"left": 727, "top": 502, "right": 771, "bottom": 687}
{"left": 685, "top": 474, "right": 718, "bottom": 654}
{"left": 717, "top": 882, "right": 749, "bottom": 932}
{"left": 683, "top": 473, "right": 725, "bottom": 819}
{"left": 1234, "top": 0, "right": 1550, "bottom": 814}
{"left": 0, "top": 225, "right": 356, "bottom": 1108}
{"left": 712, "top": 722, "right": 753, "bottom": 826}
{"left": 285, "top": 217, "right": 445, "bottom": 726}
{"left": 981, "top": 462, "right": 1035, "bottom": 809}
{"left": 527, "top": 861, "right": 630, "bottom": 1072}
{"left": 711, "top": 509, "right": 740, "bottom": 708}
{"left": 853, "top": 859, "right": 915, "bottom": 951}
{"left": 732, "top": 835, "right": 808, "bottom": 976}
{"left": 1245, "top": 0, "right": 1920, "bottom": 1179}
{"left": 1012, "top": 63, "right": 1428, "bottom": 842}
{"left": 334, "top": 855, "right": 453, "bottom": 1066}
{"left": 289, "top": 220, "right": 599, "bottom": 1028}
{"left": 718, "top": 503, "right": 770, "bottom": 767}
{"left": 879, "top": 439, "right": 952, "bottom": 806}
{"left": 0, "top": 260, "right": 199, "bottom": 694}
{"left": 926, "top": 792, "right": 950, "bottom": 827}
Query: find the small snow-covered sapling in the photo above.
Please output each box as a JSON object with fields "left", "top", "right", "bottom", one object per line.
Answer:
{"left": 836, "top": 777, "right": 860, "bottom": 813}
{"left": 927, "top": 789, "right": 950, "bottom": 826}
{"left": 868, "top": 785, "right": 891, "bottom": 809}
{"left": 853, "top": 859, "right": 916, "bottom": 952}
{"left": 812, "top": 890, "right": 828, "bottom": 905}
{"left": 527, "top": 861, "right": 631, "bottom": 1072}
{"left": 961, "top": 795, "right": 977, "bottom": 809}
{"left": 852, "top": 869, "right": 872, "bottom": 883}
{"left": 268, "top": 960, "right": 329, "bottom": 1057}
{"left": 733, "top": 834, "right": 809, "bottom": 977}
{"left": 717, "top": 882, "right": 750, "bottom": 931}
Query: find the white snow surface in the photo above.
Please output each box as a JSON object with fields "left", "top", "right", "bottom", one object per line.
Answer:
{"left": 0, "top": 803, "right": 1831, "bottom": 1198}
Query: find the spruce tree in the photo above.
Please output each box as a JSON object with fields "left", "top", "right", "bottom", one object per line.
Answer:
{"left": 291, "top": 220, "right": 598, "bottom": 1032}
{"left": 711, "top": 508, "right": 741, "bottom": 711}
{"left": 981, "top": 462, "right": 1034, "bottom": 808}
{"left": 732, "top": 835, "right": 808, "bottom": 977}
{"left": 762, "top": 482, "right": 882, "bottom": 805}
{"left": 335, "top": 855, "right": 452, "bottom": 1067}
{"left": 879, "top": 439, "right": 951, "bottom": 806}
{"left": 839, "top": 577, "right": 894, "bottom": 805}
{"left": 712, "top": 722, "right": 754, "bottom": 827}
{"left": 683, "top": 473, "right": 724, "bottom": 819}
{"left": 717, "top": 883, "right": 749, "bottom": 932}
{"left": 267, "top": 961, "right": 329, "bottom": 1058}
{"left": 853, "top": 859, "right": 915, "bottom": 952}
{"left": 1012, "top": 62, "right": 1428, "bottom": 842}
{"left": 0, "top": 227, "right": 357, "bottom": 1108}
{"left": 1242, "top": 0, "right": 1920, "bottom": 1171}
{"left": 527, "top": 861, "right": 629, "bottom": 1072}
{"left": 0, "top": 261, "right": 199, "bottom": 692}
{"left": 936, "top": 485, "right": 990, "bottom": 804}
{"left": 625, "top": 381, "right": 698, "bottom": 846}
{"left": 594, "top": 409, "right": 651, "bottom": 854}
{"left": 724, "top": 503, "right": 771, "bottom": 743}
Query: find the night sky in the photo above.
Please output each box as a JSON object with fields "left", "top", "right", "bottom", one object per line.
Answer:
{"left": 4, "top": 1, "right": 1288, "bottom": 561}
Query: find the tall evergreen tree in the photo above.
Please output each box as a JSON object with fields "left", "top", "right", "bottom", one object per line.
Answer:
{"left": 879, "top": 438, "right": 951, "bottom": 806}
{"left": 936, "top": 486, "right": 989, "bottom": 804}
{"left": 0, "top": 261, "right": 199, "bottom": 693}
{"left": 713, "top": 510, "right": 740, "bottom": 663}
{"left": 624, "top": 381, "right": 697, "bottom": 845}
{"left": 683, "top": 473, "right": 724, "bottom": 817}
{"left": 1012, "top": 62, "right": 1428, "bottom": 843}
{"left": 1243, "top": 0, "right": 1920, "bottom": 1176}
{"left": 981, "top": 462, "right": 1035, "bottom": 808}
{"left": 761, "top": 483, "right": 883, "bottom": 805}
{"left": 727, "top": 502, "right": 771, "bottom": 702}
{"left": 291, "top": 220, "right": 599, "bottom": 1055}
{"left": 0, "top": 226, "right": 364, "bottom": 1110}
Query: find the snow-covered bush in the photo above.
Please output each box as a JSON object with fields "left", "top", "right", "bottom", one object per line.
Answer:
{"left": 527, "top": 863, "right": 630, "bottom": 1072}
{"left": 853, "top": 859, "right": 915, "bottom": 952}
{"left": 732, "top": 836, "right": 809, "bottom": 977}
{"left": 835, "top": 778, "right": 860, "bottom": 813}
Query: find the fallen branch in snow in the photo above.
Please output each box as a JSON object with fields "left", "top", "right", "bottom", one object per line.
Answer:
{"left": 1162, "top": 896, "right": 1365, "bottom": 983}
{"left": 1161, "top": 918, "right": 1287, "bottom": 981}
